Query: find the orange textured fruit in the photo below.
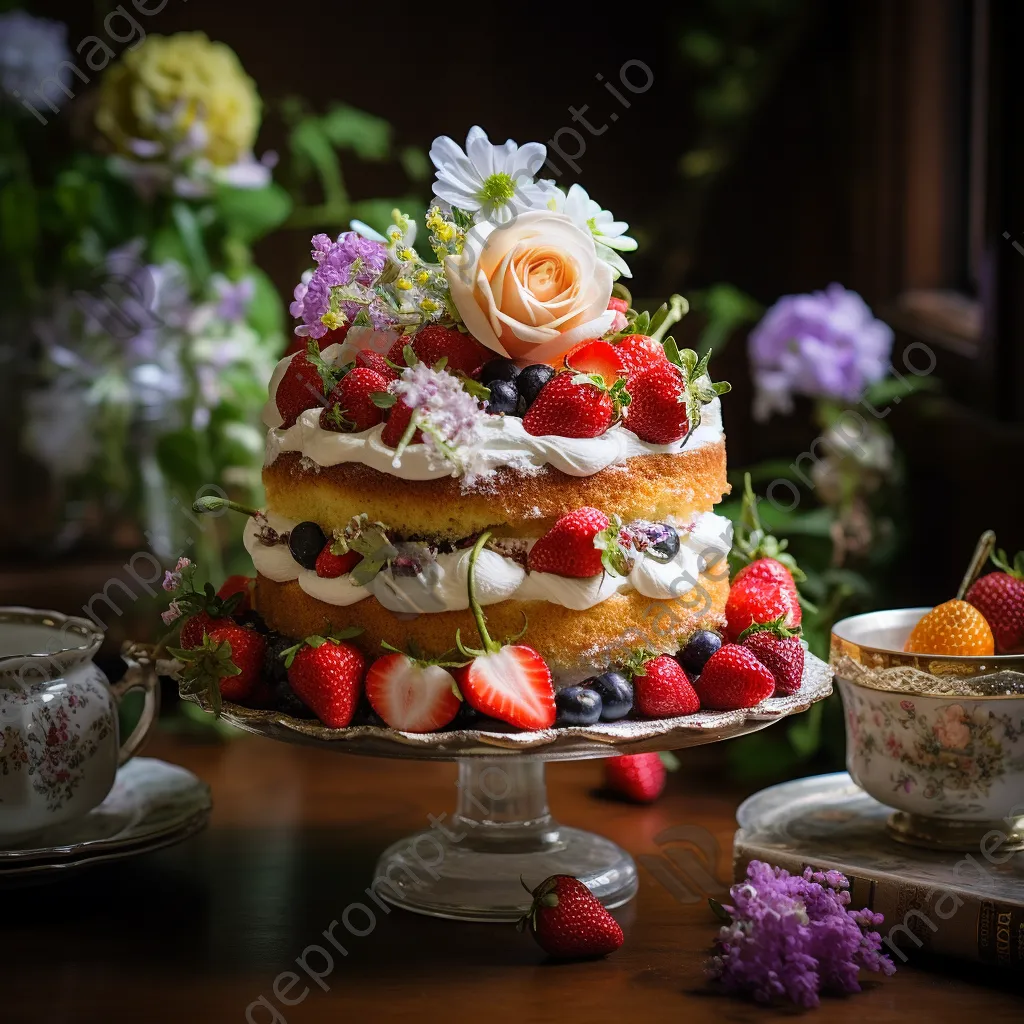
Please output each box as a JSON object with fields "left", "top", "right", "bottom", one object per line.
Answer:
{"left": 904, "top": 599, "right": 995, "bottom": 656}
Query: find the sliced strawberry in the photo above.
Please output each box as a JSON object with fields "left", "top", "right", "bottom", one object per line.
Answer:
{"left": 315, "top": 543, "right": 363, "bottom": 579}
{"left": 462, "top": 645, "right": 555, "bottom": 730}
{"left": 365, "top": 653, "right": 462, "bottom": 732}
{"left": 565, "top": 339, "right": 624, "bottom": 387}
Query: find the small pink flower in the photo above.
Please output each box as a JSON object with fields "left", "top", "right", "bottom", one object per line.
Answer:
{"left": 900, "top": 699, "right": 914, "bottom": 712}
{"left": 161, "top": 600, "right": 183, "bottom": 626}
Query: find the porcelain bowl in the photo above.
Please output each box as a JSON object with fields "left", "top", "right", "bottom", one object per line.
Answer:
{"left": 831, "top": 607, "right": 1024, "bottom": 851}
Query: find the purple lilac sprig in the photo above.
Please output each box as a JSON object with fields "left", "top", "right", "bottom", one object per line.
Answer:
{"left": 388, "top": 362, "right": 485, "bottom": 474}
{"left": 707, "top": 860, "right": 895, "bottom": 1008}
{"left": 747, "top": 283, "right": 894, "bottom": 422}
{"left": 294, "top": 232, "right": 389, "bottom": 339}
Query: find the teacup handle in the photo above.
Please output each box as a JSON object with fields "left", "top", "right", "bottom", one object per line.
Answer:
{"left": 111, "top": 655, "right": 160, "bottom": 766}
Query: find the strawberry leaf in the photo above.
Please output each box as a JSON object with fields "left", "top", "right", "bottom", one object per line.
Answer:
{"left": 594, "top": 516, "right": 632, "bottom": 578}
{"left": 371, "top": 391, "right": 397, "bottom": 409}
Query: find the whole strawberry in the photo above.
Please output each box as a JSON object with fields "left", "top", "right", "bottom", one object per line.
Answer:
{"left": 355, "top": 348, "right": 400, "bottom": 383}
{"left": 179, "top": 610, "right": 220, "bottom": 650}
{"left": 604, "top": 752, "right": 678, "bottom": 804}
{"left": 739, "top": 617, "right": 805, "bottom": 696}
{"left": 519, "top": 875, "right": 624, "bottom": 959}
{"left": 966, "top": 550, "right": 1024, "bottom": 653}
{"left": 734, "top": 557, "right": 800, "bottom": 600}
{"left": 285, "top": 633, "right": 366, "bottom": 728}
{"left": 389, "top": 325, "right": 488, "bottom": 376}
{"left": 528, "top": 507, "right": 628, "bottom": 579}
{"left": 314, "top": 541, "right": 363, "bottom": 579}
{"left": 725, "top": 571, "right": 802, "bottom": 642}
{"left": 694, "top": 644, "right": 776, "bottom": 710}
{"left": 275, "top": 346, "right": 334, "bottom": 428}
{"left": 523, "top": 372, "right": 618, "bottom": 439}
{"left": 171, "top": 622, "right": 267, "bottom": 713}
{"left": 613, "top": 333, "right": 668, "bottom": 380}
{"left": 320, "top": 367, "right": 389, "bottom": 432}
{"left": 625, "top": 361, "right": 689, "bottom": 444}
{"left": 380, "top": 396, "right": 423, "bottom": 448}
{"left": 633, "top": 654, "right": 701, "bottom": 717}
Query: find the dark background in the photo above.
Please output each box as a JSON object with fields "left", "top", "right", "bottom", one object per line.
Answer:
{"left": 4, "top": 0, "right": 1023, "bottom": 621}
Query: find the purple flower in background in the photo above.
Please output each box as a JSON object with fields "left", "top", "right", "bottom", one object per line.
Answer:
{"left": 0, "top": 11, "right": 70, "bottom": 106}
{"left": 707, "top": 860, "right": 894, "bottom": 1008}
{"left": 296, "top": 232, "right": 389, "bottom": 338}
{"left": 748, "top": 283, "right": 893, "bottom": 421}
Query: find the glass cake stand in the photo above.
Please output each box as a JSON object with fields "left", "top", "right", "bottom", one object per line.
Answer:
{"left": 129, "top": 643, "right": 832, "bottom": 922}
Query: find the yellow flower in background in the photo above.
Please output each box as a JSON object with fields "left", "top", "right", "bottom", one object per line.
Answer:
{"left": 96, "top": 32, "right": 260, "bottom": 168}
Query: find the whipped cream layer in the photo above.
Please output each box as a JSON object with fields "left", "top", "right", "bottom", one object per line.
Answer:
{"left": 245, "top": 512, "right": 733, "bottom": 616}
{"left": 261, "top": 347, "right": 724, "bottom": 482}
{"left": 265, "top": 398, "right": 724, "bottom": 482}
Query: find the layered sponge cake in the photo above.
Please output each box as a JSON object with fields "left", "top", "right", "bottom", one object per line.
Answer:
{"left": 249, "top": 331, "right": 732, "bottom": 679}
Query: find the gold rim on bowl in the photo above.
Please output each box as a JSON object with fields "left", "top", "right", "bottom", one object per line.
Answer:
{"left": 831, "top": 607, "right": 1024, "bottom": 700}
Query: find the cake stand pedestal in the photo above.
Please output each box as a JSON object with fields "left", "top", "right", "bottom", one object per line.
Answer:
{"left": 375, "top": 758, "right": 637, "bottom": 921}
{"left": 139, "top": 645, "right": 833, "bottom": 922}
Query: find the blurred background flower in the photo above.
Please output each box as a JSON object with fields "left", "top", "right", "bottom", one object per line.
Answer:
{"left": 0, "top": 10, "right": 69, "bottom": 107}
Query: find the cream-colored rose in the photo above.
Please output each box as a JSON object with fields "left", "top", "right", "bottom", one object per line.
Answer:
{"left": 446, "top": 210, "right": 614, "bottom": 362}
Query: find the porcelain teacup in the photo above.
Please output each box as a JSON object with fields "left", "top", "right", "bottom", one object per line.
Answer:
{"left": 0, "top": 607, "right": 159, "bottom": 844}
{"left": 832, "top": 607, "right": 1024, "bottom": 851}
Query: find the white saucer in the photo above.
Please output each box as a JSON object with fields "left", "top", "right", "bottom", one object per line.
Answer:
{"left": 0, "top": 758, "right": 211, "bottom": 884}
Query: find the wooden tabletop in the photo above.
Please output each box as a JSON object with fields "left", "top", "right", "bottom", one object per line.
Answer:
{"left": 4, "top": 732, "right": 1020, "bottom": 1024}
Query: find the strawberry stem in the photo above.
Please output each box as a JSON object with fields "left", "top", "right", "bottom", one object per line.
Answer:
{"left": 649, "top": 294, "right": 689, "bottom": 345}
{"left": 192, "top": 496, "right": 261, "bottom": 518}
{"left": 466, "top": 531, "right": 501, "bottom": 654}
{"left": 958, "top": 530, "right": 997, "bottom": 600}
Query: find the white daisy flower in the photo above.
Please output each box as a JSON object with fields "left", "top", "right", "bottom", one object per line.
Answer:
{"left": 429, "top": 126, "right": 549, "bottom": 226}
{"left": 542, "top": 182, "right": 637, "bottom": 279}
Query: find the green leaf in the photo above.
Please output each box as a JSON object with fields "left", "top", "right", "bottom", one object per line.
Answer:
{"left": 399, "top": 146, "right": 431, "bottom": 181}
{"left": 171, "top": 201, "right": 212, "bottom": 283}
{"left": 320, "top": 104, "right": 392, "bottom": 160}
{"left": 289, "top": 118, "right": 347, "bottom": 208}
{"left": 215, "top": 183, "right": 293, "bottom": 244}
{"left": 245, "top": 266, "right": 286, "bottom": 339}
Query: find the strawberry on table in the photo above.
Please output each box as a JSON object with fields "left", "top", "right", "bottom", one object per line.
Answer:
{"left": 171, "top": 622, "right": 267, "bottom": 714}
{"left": 739, "top": 617, "right": 805, "bottom": 696}
{"left": 320, "top": 366, "right": 390, "bottom": 432}
{"left": 283, "top": 630, "right": 366, "bottom": 728}
{"left": 528, "top": 507, "right": 629, "bottom": 579}
{"left": 966, "top": 548, "right": 1024, "bottom": 653}
{"left": 457, "top": 533, "right": 556, "bottom": 730}
{"left": 603, "top": 752, "right": 678, "bottom": 804}
{"left": 522, "top": 371, "right": 627, "bottom": 439}
{"left": 365, "top": 651, "right": 462, "bottom": 732}
{"left": 519, "top": 875, "right": 624, "bottom": 959}
{"left": 632, "top": 654, "right": 701, "bottom": 717}
{"left": 693, "top": 644, "right": 776, "bottom": 710}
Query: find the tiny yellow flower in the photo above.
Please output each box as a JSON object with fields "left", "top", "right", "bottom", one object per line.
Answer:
{"left": 419, "top": 298, "right": 441, "bottom": 313}
{"left": 396, "top": 278, "right": 414, "bottom": 291}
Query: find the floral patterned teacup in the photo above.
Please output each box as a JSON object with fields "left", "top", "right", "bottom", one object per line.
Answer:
{"left": 832, "top": 608, "right": 1024, "bottom": 851}
{"left": 0, "top": 607, "right": 159, "bottom": 844}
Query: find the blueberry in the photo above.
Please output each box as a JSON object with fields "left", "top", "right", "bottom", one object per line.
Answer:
{"left": 486, "top": 379, "right": 520, "bottom": 416}
{"left": 350, "top": 701, "right": 385, "bottom": 727}
{"left": 263, "top": 633, "right": 293, "bottom": 686}
{"left": 679, "top": 629, "right": 722, "bottom": 677}
{"left": 585, "top": 671, "right": 634, "bottom": 721}
{"left": 636, "top": 521, "right": 680, "bottom": 562}
{"left": 273, "top": 680, "right": 314, "bottom": 718}
{"left": 516, "top": 364, "right": 556, "bottom": 410}
{"left": 235, "top": 609, "right": 268, "bottom": 634}
{"left": 555, "top": 686, "right": 603, "bottom": 727}
{"left": 452, "top": 701, "right": 485, "bottom": 729}
{"left": 289, "top": 521, "right": 326, "bottom": 569}
{"left": 479, "top": 358, "right": 520, "bottom": 385}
